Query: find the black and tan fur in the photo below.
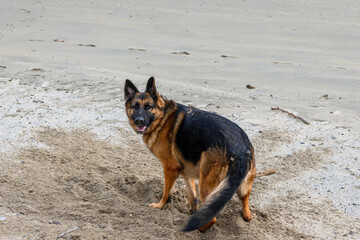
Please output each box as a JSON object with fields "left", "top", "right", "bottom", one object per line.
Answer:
{"left": 124, "top": 77, "right": 256, "bottom": 232}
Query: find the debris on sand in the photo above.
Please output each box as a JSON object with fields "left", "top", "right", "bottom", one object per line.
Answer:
{"left": 128, "top": 48, "right": 146, "bottom": 51}
{"left": 271, "top": 106, "right": 310, "bottom": 125}
{"left": 220, "top": 55, "right": 236, "bottom": 58}
{"left": 78, "top": 44, "right": 96, "bottom": 47}
{"left": 57, "top": 227, "right": 79, "bottom": 239}
{"left": 246, "top": 84, "right": 255, "bottom": 89}
{"left": 171, "top": 51, "right": 190, "bottom": 55}
{"left": 53, "top": 38, "right": 65, "bottom": 42}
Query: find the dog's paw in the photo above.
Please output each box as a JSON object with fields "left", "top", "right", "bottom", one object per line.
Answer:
{"left": 149, "top": 202, "right": 165, "bottom": 209}
{"left": 188, "top": 199, "right": 200, "bottom": 214}
{"left": 242, "top": 209, "right": 252, "bottom": 221}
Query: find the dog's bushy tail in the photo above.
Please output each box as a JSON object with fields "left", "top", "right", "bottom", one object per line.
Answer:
{"left": 182, "top": 155, "right": 248, "bottom": 232}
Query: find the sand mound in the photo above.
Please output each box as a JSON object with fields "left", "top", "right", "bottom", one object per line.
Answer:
{"left": 1, "top": 125, "right": 358, "bottom": 239}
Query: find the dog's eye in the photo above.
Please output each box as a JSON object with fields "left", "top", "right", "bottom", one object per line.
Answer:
{"left": 145, "top": 104, "right": 153, "bottom": 111}
{"left": 133, "top": 103, "right": 140, "bottom": 110}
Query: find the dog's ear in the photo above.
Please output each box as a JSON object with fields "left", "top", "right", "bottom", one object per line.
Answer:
{"left": 124, "top": 79, "right": 139, "bottom": 101}
{"left": 145, "top": 77, "right": 158, "bottom": 101}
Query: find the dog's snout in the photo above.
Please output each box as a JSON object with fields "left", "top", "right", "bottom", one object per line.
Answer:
{"left": 135, "top": 116, "right": 145, "bottom": 125}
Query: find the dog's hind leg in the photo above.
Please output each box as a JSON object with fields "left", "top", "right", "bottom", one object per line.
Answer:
{"left": 236, "top": 158, "right": 256, "bottom": 221}
{"left": 196, "top": 150, "right": 227, "bottom": 231}
{"left": 197, "top": 167, "right": 221, "bottom": 232}
{"left": 184, "top": 177, "right": 198, "bottom": 213}
{"left": 149, "top": 167, "right": 179, "bottom": 209}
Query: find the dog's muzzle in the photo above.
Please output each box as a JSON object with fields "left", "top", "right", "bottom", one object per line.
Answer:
{"left": 135, "top": 116, "right": 147, "bottom": 133}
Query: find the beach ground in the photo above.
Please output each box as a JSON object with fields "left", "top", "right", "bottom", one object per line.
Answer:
{"left": 0, "top": 1, "right": 359, "bottom": 239}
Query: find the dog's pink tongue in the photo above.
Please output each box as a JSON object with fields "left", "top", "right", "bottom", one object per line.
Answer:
{"left": 137, "top": 126, "right": 146, "bottom": 132}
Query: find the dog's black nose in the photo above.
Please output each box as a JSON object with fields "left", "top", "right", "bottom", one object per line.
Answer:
{"left": 135, "top": 116, "right": 145, "bottom": 125}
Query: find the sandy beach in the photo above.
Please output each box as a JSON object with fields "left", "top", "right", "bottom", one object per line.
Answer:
{"left": 0, "top": 0, "right": 359, "bottom": 239}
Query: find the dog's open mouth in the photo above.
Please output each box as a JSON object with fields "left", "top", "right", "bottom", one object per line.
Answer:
{"left": 136, "top": 125, "right": 147, "bottom": 134}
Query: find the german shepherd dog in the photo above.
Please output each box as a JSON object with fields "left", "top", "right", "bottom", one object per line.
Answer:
{"left": 124, "top": 77, "right": 256, "bottom": 232}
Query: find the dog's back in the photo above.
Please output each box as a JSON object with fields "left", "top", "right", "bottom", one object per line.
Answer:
{"left": 176, "top": 104, "right": 253, "bottom": 165}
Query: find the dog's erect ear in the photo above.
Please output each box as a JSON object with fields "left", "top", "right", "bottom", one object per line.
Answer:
{"left": 124, "top": 79, "right": 139, "bottom": 101}
{"left": 145, "top": 77, "right": 158, "bottom": 101}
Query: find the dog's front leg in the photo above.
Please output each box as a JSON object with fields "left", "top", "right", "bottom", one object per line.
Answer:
{"left": 149, "top": 167, "right": 179, "bottom": 209}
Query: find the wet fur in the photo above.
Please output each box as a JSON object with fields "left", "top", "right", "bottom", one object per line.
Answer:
{"left": 124, "top": 77, "right": 256, "bottom": 232}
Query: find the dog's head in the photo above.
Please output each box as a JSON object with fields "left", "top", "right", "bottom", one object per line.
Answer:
{"left": 124, "top": 77, "right": 165, "bottom": 134}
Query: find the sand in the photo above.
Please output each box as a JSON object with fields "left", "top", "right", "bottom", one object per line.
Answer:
{"left": 0, "top": 0, "right": 359, "bottom": 239}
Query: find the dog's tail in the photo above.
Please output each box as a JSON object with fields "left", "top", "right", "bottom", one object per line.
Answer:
{"left": 182, "top": 155, "right": 249, "bottom": 232}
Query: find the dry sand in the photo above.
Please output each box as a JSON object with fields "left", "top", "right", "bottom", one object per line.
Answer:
{"left": 0, "top": 0, "right": 359, "bottom": 239}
